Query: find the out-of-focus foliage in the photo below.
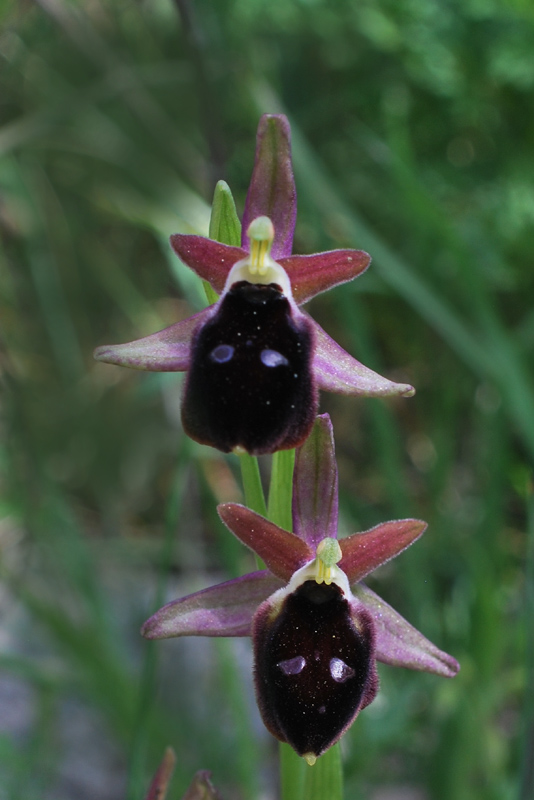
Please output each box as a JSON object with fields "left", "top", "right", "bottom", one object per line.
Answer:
{"left": 0, "top": 1, "right": 532, "bottom": 799}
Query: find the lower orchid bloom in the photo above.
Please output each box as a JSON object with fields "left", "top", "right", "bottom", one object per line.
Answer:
{"left": 142, "top": 415, "right": 459, "bottom": 763}
{"left": 94, "top": 115, "right": 414, "bottom": 455}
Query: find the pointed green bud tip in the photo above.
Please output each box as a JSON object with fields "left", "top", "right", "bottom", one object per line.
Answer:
{"left": 316, "top": 538, "right": 342, "bottom": 568}
{"left": 244, "top": 217, "right": 277, "bottom": 277}
{"left": 209, "top": 179, "right": 242, "bottom": 248}
{"left": 247, "top": 215, "right": 275, "bottom": 242}
{"left": 315, "top": 538, "right": 342, "bottom": 585}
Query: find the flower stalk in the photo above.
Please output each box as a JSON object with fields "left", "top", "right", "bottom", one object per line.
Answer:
{"left": 93, "top": 114, "right": 459, "bottom": 797}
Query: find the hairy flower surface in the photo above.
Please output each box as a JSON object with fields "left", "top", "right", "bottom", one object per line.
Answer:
{"left": 142, "top": 415, "right": 459, "bottom": 761}
{"left": 94, "top": 115, "right": 414, "bottom": 454}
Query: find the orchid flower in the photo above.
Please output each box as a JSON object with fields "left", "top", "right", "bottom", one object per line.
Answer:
{"left": 94, "top": 115, "right": 414, "bottom": 455}
{"left": 142, "top": 415, "right": 459, "bottom": 763}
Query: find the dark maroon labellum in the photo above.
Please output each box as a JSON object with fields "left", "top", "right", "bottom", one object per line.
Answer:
{"left": 181, "top": 281, "right": 317, "bottom": 455}
{"left": 253, "top": 580, "right": 376, "bottom": 758}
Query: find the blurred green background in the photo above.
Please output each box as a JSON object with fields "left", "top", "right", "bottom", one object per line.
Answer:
{"left": 1, "top": 0, "right": 532, "bottom": 798}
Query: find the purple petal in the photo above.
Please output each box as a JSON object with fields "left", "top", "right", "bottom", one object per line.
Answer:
{"left": 279, "top": 249, "right": 371, "bottom": 305}
{"left": 339, "top": 519, "right": 427, "bottom": 583}
{"left": 242, "top": 114, "right": 297, "bottom": 260}
{"left": 170, "top": 235, "right": 246, "bottom": 293}
{"left": 312, "top": 321, "right": 416, "bottom": 397}
{"left": 292, "top": 414, "right": 339, "bottom": 547}
{"left": 93, "top": 310, "right": 211, "bottom": 371}
{"left": 141, "top": 571, "right": 282, "bottom": 639}
{"left": 218, "top": 504, "right": 312, "bottom": 580}
{"left": 353, "top": 583, "right": 460, "bottom": 678}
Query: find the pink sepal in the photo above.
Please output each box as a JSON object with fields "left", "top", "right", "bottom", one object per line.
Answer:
{"left": 339, "top": 519, "right": 427, "bottom": 583}
{"left": 279, "top": 249, "right": 370, "bottom": 305}
{"left": 218, "top": 504, "right": 313, "bottom": 581}
{"left": 312, "top": 320, "right": 416, "bottom": 397}
{"left": 93, "top": 309, "right": 211, "bottom": 372}
{"left": 142, "top": 571, "right": 282, "bottom": 639}
{"left": 353, "top": 582, "right": 460, "bottom": 678}
{"left": 170, "top": 235, "right": 245, "bottom": 295}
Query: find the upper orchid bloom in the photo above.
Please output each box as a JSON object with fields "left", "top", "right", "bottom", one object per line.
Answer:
{"left": 94, "top": 115, "right": 414, "bottom": 455}
{"left": 142, "top": 415, "right": 459, "bottom": 762}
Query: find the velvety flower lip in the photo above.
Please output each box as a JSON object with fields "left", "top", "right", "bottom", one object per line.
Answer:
{"left": 94, "top": 114, "right": 414, "bottom": 454}
{"left": 142, "top": 414, "right": 459, "bottom": 760}
{"left": 252, "top": 548, "right": 379, "bottom": 760}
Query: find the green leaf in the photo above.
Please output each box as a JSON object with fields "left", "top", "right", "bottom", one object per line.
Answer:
{"left": 239, "top": 452, "right": 268, "bottom": 518}
{"left": 204, "top": 181, "right": 241, "bottom": 312}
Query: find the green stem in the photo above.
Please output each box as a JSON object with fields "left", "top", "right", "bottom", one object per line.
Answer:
{"left": 520, "top": 484, "right": 534, "bottom": 800}
{"left": 239, "top": 452, "right": 268, "bottom": 517}
{"left": 267, "top": 449, "right": 295, "bottom": 530}
{"left": 303, "top": 744, "right": 342, "bottom": 800}
{"left": 205, "top": 170, "right": 343, "bottom": 800}
{"left": 280, "top": 742, "right": 306, "bottom": 800}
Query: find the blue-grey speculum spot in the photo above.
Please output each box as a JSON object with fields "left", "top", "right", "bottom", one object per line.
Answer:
{"left": 330, "top": 657, "right": 355, "bottom": 683}
{"left": 210, "top": 344, "right": 234, "bottom": 364}
{"left": 261, "top": 349, "right": 289, "bottom": 368}
{"left": 181, "top": 281, "right": 317, "bottom": 455}
{"left": 278, "top": 655, "right": 306, "bottom": 676}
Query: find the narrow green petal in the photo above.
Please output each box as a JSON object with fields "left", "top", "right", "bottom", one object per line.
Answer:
{"left": 209, "top": 179, "right": 242, "bottom": 248}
